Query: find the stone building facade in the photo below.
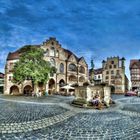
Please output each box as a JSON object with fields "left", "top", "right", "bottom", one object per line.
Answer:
{"left": 75, "top": 85, "right": 111, "bottom": 102}
{"left": 4, "top": 37, "right": 88, "bottom": 95}
{"left": 130, "top": 59, "right": 140, "bottom": 90}
{"left": 102, "top": 57, "right": 129, "bottom": 94}
{"left": 89, "top": 68, "right": 103, "bottom": 85}
{"left": 0, "top": 72, "right": 4, "bottom": 93}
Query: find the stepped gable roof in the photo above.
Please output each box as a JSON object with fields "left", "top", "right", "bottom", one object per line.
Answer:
{"left": 44, "top": 37, "right": 61, "bottom": 47}
{"left": 130, "top": 59, "right": 140, "bottom": 69}
{"left": 6, "top": 37, "right": 86, "bottom": 64}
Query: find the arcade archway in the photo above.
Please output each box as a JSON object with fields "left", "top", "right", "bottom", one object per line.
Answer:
{"left": 10, "top": 85, "right": 19, "bottom": 95}
{"left": 23, "top": 85, "right": 33, "bottom": 95}
{"left": 59, "top": 79, "right": 65, "bottom": 94}
{"left": 48, "top": 79, "right": 55, "bottom": 94}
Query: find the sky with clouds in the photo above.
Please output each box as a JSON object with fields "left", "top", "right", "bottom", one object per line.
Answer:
{"left": 0, "top": 0, "right": 140, "bottom": 80}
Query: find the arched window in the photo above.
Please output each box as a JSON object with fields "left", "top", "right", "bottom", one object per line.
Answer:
{"left": 10, "top": 85, "right": 19, "bottom": 95}
{"left": 68, "top": 63, "right": 77, "bottom": 72}
{"left": 44, "top": 49, "right": 49, "bottom": 56}
{"left": 69, "top": 75, "right": 77, "bottom": 81}
{"left": 60, "top": 63, "right": 64, "bottom": 73}
{"left": 79, "top": 76, "right": 85, "bottom": 82}
{"left": 79, "top": 66, "right": 85, "bottom": 74}
{"left": 59, "top": 79, "right": 65, "bottom": 87}
{"left": 50, "top": 47, "right": 55, "bottom": 56}
{"left": 50, "top": 58, "right": 55, "bottom": 67}
{"left": 56, "top": 50, "right": 59, "bottom": 57}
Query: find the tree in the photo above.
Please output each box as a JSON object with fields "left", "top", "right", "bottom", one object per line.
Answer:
{"left": 13, "top": 45, "right": 54, "bottom": 93}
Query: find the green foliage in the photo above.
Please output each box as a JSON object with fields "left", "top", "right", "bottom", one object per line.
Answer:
{"left": 50, "top": 66, "right": 57, "bottom": 74}
{"left": 13, "top": 46, "right": 53, "bottom": 85}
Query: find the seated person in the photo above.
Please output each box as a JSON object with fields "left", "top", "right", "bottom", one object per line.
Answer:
{"left": 91, "top": 95, "right": 100, "bottom": 106}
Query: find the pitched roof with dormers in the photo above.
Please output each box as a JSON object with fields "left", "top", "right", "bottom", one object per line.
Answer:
{"left": 6, "top": 37, "right": 87, "bottom": 66}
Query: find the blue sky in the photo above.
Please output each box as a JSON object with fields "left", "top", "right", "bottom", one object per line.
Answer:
{"left": 0, "top": 0, "right": 140, "bottom": 80}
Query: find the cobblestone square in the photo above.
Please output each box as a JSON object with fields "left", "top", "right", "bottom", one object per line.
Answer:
{"left": 0, "top": 95, "right": 140, "bottom": 140}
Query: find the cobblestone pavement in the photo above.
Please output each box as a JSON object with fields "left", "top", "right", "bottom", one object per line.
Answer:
{"left": 0, "top": 95, "right": 140, "bottom": 140}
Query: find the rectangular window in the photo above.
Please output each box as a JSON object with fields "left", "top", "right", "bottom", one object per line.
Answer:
{"left": 9, "top": 63, "right": 14, "bottom": 72}
{"left": 119, "top": 60, "right": 122, "bottom": 67}
{"left": 111, "top": 61, "right": 114, "bottom": 64}
{"left": 106, "top": 76, "right": 109, "bottom": 79}
{"left": 111, "top": 70, "right": 114, "bottom": 74}
{"left": 117, "top": 70, "right": 119, "bottom": 74}
{"left": 111, "top": 76, "right": 115, "bottom": 79}
{"left": 114, "top": 65, "right": 116, "bottom": 68}
{"left": 9, "top": 76, "right": 12, "bottom": 81}
{"left": 111, "top": 80, "right": 115, "bottom": 84}
{"left": 106, "top": 71, "right": 109, "bottom": 74}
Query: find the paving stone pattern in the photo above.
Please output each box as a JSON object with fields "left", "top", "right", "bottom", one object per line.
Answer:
{"left": 0, "top": 101, "right": 68, "bottom": 123}
{"left": 0, "top": 95, "right": 140, "bottom": 140}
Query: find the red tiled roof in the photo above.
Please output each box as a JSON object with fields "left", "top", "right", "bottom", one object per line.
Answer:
{"left": 7, "top": 45, "right": 40, "bottom": 60}
{"left": 89, "top": 68, "right": 103, "bottom": 75}
{"left": 0, "top": 72, "right": 4, "bottom": 78}
{"left": 7, "top": 52, "right": 20, "bottom": 60}
{"left": 94, "top": 68, "right": 103, "bottom": 74}
{"left": 130, "top": 59, "right": 140, "bottom": 69}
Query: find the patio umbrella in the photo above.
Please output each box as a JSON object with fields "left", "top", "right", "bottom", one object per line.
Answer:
{"left": 60, "top": 85, "right": 75, "bottom": 94}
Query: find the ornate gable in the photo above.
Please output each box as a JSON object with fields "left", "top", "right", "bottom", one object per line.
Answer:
{"left": 78, "top": 57, "right": 87, "bottom": 66}
{"left": 68, "top": 54, "right": 77, "bottom": 63}
{"left": 42, "top": 37, "right": 61, "bottom": 50}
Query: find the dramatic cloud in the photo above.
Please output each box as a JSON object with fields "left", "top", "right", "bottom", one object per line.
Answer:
{"left": 1, "top": 0, "right": 140, "bottom": 80}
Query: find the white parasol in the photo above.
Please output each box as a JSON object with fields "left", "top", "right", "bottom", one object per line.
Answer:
{"left": 60, "top": 84, "right": 75, "bottom": 94}
{"left": 60, "top": 84, "right": 75, "bottom": 90}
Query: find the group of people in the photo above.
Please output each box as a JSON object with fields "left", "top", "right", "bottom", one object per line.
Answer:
{"left": 91, "top": 95, "right": 102, "bottom": 108}
{"left": 32, "top": 90, "right": 42, "bottom": 97}
{"left": 90, "top": 94, "right": 112, "bottom": 109}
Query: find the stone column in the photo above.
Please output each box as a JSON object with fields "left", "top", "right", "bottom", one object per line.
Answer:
{"left": 45, "top": 82, "right": 49, "bottom": 93}
{"left": 104, "top": 86, "right": 111, "bottom": 107}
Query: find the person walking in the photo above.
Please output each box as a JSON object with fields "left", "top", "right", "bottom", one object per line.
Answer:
{"left": 38, "top": 90, "right": 42, "bottom": 97}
